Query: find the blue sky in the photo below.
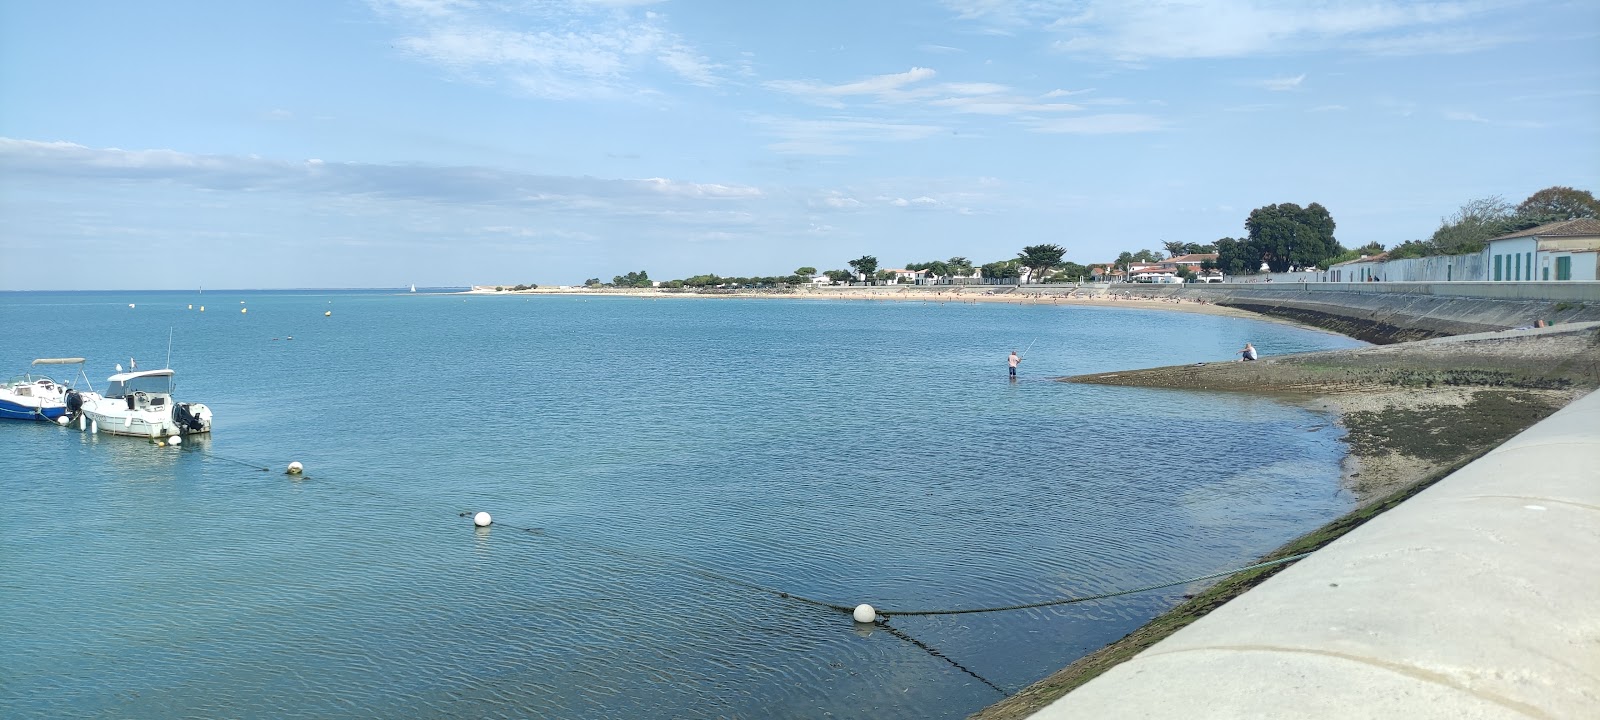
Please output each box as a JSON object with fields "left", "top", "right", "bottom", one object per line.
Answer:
{"left": 2, "top": 0, "right": 1597, "bottom": 289}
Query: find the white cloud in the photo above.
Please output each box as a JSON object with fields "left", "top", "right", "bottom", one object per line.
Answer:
{"left": 768, "top": 69, "right": 1094, "bottom": 118}
{"left": 812, "top": 192, "right": 865, "bottom": 209}
{"left": 369, "top": 0, "right": 720, "bottom": 99}
{"left": 1257, "top": 73, "right": 1306, "bottom": 91}
{"left": 0, "top": 138, "right": 765, "bottom": 213}
{"left": 758, "top": 117, "right": 945, "bottom": 155}
{"left": 944, "top": 0, "right": 1515, "bottom": 61}
{"left": 1026, "top": 113, "right": 1166, "bottom": 134}
{"left": 766, "top": 67, "right": 938, "bottom": 107}
{"left": 640, "top": 177, "right": 763, "bottom": 199}
{"left": 1444, "top": 110, "right": 1489, "bottom": 123}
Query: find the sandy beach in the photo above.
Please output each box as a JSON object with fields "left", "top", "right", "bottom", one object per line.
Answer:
{"left": 464, "top": 284, "right": 1269, "bottom": 320}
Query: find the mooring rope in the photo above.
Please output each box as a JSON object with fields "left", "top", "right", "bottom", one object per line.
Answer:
{"left": 154, "top": 439, "right": 1320, "bottom": 624}
{"left": 453, "top": 508, "right": 1313, "bottom": 620}
{"left": 100, "top": 441, "right": 1323, "bottom": 698}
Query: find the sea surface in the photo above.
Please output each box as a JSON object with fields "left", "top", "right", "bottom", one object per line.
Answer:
{"left": 0, "top": 289, "right": 1366, "bottom": 719}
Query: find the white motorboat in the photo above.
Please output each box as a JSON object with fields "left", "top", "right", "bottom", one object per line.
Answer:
{"left": 82, "top": 368, "right": 212, "bottom": 438}
{"left": 0, "top": 358, "right": 99, "bottom": 423}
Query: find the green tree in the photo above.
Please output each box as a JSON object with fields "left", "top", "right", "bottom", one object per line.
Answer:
{"left": 1113, "top": 249, "right": 1163, "bottom": 273}
{"left": 847, "top": 255, "right": 879, "bottom": 283}
{"left": 981, "top": 259, "right": 1022, "bottom": 280}
{"left": 1163, "top": 240, "right": 1188, "bottom": 258}
{"left": 1016, "top": 244, "right": 1067, "bottom": 283}
{"left": 1386, "top": 239, "right": 1432, "bottom": 260}
{"left": 612, "top": 270, "right": 651, "bottom": 288}
{"left": 823, "top": 269, "right": 853, "bottom": 284}
{"left": 1317, "top": 240, "right": 1391, "bottom": 270}
{"left": 946, "top": 256, "right": 974, "bottom": 278}
{"left": 1515, "top": 186, "right": 1599, "bottom": 222}
{"left": 1244, "top": 202, "right": 1341, "bottom": 273}
{"left": 795, "top": 266, "right": 818, "bottom": 277}
{"left": 905, "top": 259, "right": 953, "bottom": 277}
{"left": 1213, "top": 237, "right": 1255, "bottom": 275}
{"left": 1430, "top": 195, "right": 1526, "bottom": 256}
{"left": 584, "top": 278, "right": 601, "bottom": 287}
{"left": 1057, "top": 261, "right": 1090, "bottom": 281}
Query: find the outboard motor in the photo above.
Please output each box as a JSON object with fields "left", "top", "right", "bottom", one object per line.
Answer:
{"left": 172, "top": 403, "right": 206, "bottom": 432}
{"left": 65, "top": 390, "right": 84, "bottom": 417}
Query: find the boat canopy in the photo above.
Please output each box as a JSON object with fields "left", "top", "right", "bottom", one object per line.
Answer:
{"left": 104, "top": 369, "right": 175, "bottom": 398}
{"left": 32, "top": 358, "right": 86, "bottom": 365}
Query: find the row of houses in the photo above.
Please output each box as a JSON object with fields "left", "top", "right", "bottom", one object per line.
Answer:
{"left": 1329, "top": 219, "right": 1600, "bottom": 283}
{"left": 1086, "top": 253, "right": 1224, "bottom": 283}
{"left": 807, "top": 219, "right": 1597, "bottom": 287}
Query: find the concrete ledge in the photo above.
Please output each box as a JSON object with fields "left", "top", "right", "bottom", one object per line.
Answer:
{"left": 1032, "top": 389, "right": 1600, "bottom": 720}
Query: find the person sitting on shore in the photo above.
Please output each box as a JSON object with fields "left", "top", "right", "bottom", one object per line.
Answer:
{"left": 1240, "top": 343, "right": 1258, "bottom": 362}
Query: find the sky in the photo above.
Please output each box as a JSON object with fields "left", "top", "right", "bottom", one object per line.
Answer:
{"left": 2, "top": 0, "right": 1597, "bottom": 290}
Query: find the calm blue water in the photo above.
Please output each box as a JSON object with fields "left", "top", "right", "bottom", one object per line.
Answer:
{"left": 0, "top": 290, "right": 1365, "bottom": 719}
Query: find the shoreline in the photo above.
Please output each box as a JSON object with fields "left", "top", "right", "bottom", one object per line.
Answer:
{"left": 972, "top": 324, "right": 1600, "bottom": 719}
{"left": 462, "top": 285, "right": 1290, "bottom": 323}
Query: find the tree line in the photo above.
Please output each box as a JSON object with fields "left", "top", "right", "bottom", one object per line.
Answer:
{"left": 590, "top": 185, "right": 1593, "bottom": 286}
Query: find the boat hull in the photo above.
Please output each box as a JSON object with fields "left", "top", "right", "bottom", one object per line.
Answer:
{"left": 0, "top": 398, "right": 67, "bottom": 421}
{"left": 83, "top": 402, "right": 212, "bottom": 438}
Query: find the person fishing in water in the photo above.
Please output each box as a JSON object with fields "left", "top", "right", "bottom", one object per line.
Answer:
{"left": 1008, "top": 349, "right": 1021, "bottom": 378}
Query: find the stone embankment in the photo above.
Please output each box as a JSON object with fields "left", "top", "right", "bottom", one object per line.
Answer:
{"left": 1089, "top": 281, "right": 1600, "bottom": 344}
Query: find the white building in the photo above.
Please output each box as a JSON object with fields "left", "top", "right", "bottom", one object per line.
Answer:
{"left": 1485, "top": 218, "right": 1600, "bottom": 282}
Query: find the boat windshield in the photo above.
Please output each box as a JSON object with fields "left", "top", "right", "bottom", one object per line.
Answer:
{"left": 105, "top": 375, "right": 174, "bottom": 398}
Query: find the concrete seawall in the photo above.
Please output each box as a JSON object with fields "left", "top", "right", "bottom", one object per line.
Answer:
{"left": 1031, "top": 387, "right": 1600, "bottom": 719}
{"left": 1078, "top": 282, "right": 1600, "bottom": 344}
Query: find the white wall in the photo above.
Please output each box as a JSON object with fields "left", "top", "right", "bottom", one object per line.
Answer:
{"left": 1487, "top": 237, "right": 1538, "bottom": 281}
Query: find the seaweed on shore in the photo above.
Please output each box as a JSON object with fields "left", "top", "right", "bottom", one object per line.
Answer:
{"left": 1341, "top": 390, "right": 1565, "bottom": 462}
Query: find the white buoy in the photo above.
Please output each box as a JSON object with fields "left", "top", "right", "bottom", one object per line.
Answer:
{"left": 473, "top": 511, "right": 492, "bottom": 527}
{"left": 129, "top": 303, "right": 136, "bottom": 308}
{"left": 78, "top": 415, "right": 86, "bottom": 431}
{"left": 90, "top": 419, "right": 99, "bottom": 434}
{"left": 167, "top": 435, "right": 182, "bottom": 446}
{"left": 853, "top": 604, "right": 876, "bottom": 624}
{"left": 287, "top": 461, "right": 303, "bottom": 475}
{"left": 55, "top": 416, "right": 69, "bottom": 426}
{"left": 241, "top": 307, "right": 248, "bottom": 314}
{"left": 200, "top": 305, "right": 205, "bottom": 312}
{"left": 188, "top": 304, "right": 193, "bottom": 310}
{"left": 324, "top": 310, "right": 332, "bottom": 317}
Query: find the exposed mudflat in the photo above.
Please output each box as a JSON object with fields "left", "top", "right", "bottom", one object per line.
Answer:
{"left": 1062, "top": 322, "right": 1599, "bottom": 503}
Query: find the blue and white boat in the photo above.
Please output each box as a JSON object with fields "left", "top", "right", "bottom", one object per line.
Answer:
{"left": 0, "top": 358, "right": 96, "bottom": 422}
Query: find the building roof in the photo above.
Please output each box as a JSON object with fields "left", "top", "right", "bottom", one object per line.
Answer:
{"left": 1168, "top": 253, "right": 1218, "bottom": 263}
{"left": 1487, "top": 218, "right": 1600, "bottom": 242}
{"left": 1330, "top": 252, "right": 1390, "bottom": 268}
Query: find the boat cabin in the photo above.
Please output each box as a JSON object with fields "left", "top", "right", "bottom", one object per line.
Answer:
{"left": 104, "top": 369, "right": 176, "bottom": 409}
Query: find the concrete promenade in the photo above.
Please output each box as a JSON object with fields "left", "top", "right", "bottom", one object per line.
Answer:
{"left": 1033, "top": 389, "right": 1600, "bottom": 719}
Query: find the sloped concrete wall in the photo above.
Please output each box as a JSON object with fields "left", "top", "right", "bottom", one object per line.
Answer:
{"left": 1088, "top": 282, "right": 1600, "bottom": 344}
